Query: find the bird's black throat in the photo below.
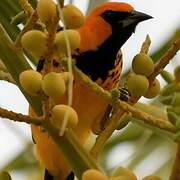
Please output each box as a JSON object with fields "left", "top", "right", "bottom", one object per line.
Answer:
{"left": 75, "top": 22, "right": 136, "bottom": 81}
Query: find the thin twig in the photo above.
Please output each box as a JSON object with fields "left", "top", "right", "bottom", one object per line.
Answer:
{"left": 119, "top": 101, "right": 176, "bottom": 132}
{"left": 42, "top": 17, "right": 59, "bottom": 119}
{"left": 0, "top": 71, "right": 16, "bottom": 84}
{"left": 149, "top": 38, "right": 180, "bottom": 83}
{"left": 19, "top": 0, "right": 34, "bottom": 17}
{"left": 140, "top": 34, "right": 151, "bottom": 54}
{"left": 57, "top": 0, "right": 74, "bottom": 135}
{"left": 0, "top": 107, "right": 42, "bottom": 125}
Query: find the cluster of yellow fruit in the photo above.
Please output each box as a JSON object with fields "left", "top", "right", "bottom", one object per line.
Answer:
{"left": 19, "top": 0, "right": 86, "bottom": 130}
{"left": 19, "top": 70, "right": 78, "bottom": 129}
{"left": 126, "top": 53, "right": 160, "bottom": 98}
{"left": 82, "top": 168, "right": 162, "bottom": 180}
{"left": 21, "top": 0, "right": 85, "bottom": 58}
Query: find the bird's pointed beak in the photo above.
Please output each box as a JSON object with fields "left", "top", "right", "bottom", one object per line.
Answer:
{"left": 132, "top": 10, "right": 153, "bottom": 22}
{"left": 122, "top": 10, "right": 153, "bottom": 28}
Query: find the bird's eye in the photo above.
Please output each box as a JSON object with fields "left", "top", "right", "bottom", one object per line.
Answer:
{"left": 101, "top": 10, "right": 130, "bottom": 23}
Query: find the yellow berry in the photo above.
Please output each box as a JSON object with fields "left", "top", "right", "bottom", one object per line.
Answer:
{"left": 51, "top": 105, "right": 78, "bottom": 129}
{"left": 0, "top": 171, "right": 12, "bottom": 180}
{"left": 62, "top": 4, "right": 85, "bottom": 29}
{"left": 54, "top": 29, "right": 81, "bottom": 55}
{"left": 126, "top": 74, "right": 149, "bottom": 97}
{"left": 21, "top": 30, "right": 47, "bottom": 58}
{"left": 42, "top": 72, "right": 66, "bottom": 99}
{"left": 112, "top": 167, "right": 137, "bottom": 180}
{"left": 174, "top": 65, "right": 180, "bottom": 82}
{"left": 110, "top": 176, "right": 136, "bottom": 180}
{"left": 19, "top": 70, "right": 42, "bottom": 96}
{"left": 61, "top": 72, "right": 72, "bottom": 84}
{"left": 142, "top": 175, "right": 162, "bottom": 180}
{"left": 82, "top": 169, "right": 108, "bottom": 180}
{"left": 132, "top": 53, "right": 154, "bottom": 77}
{"left": 37, "top": 0, "right": 57, "bottom": 24}
{"left": 144, "top": 79, "right": 160, "bottom": 98}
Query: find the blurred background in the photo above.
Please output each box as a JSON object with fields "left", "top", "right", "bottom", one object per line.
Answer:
{"left": 0, "top": 0, "right": 179, "bottom": 179}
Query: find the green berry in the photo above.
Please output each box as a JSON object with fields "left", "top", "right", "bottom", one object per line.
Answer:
{"left": 21, "top": 30, "right": 47, "bottom": 58}
{"left": 62, "top": 4, "right": 85, "bottom": 29}
{"left": 37, "top": 0, "right": 57, "bottom": 24}
{"left": 0, "top": 171, "right": 12, "bottom": 180}
{"left": 142, "top": 175, "right": 162, "bottom": 180}
{"left": 174, "top": 65, "right": 180, "bottom": 82}
{"left": 42, "top": 72, "right": 66, "bottom": 99}
{"left": 51, "top": 105, "right": 78, "bottom": 129}
{"left": 126, "top": 74, "right": 149, "bottom": 97}
{"left": 132, "top": 53, "right": 154, "bottom": 77}
{"left": 19, "top": 70, "right": 42, "bottom": 96}
{"left": 54, "top": 29, "right": 81, "bottom": 55}
{"left": 144, "top": 79, "right": 160, "bottom": 99}
{"left": 82, "top": 169, "right": 108, "bottom": 180}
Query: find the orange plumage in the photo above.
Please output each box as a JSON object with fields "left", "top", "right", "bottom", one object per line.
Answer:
{"left": 30, "top": 2, "right": 152, "bottom": 179}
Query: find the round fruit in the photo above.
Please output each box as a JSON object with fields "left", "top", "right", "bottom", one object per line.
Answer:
{"left": 37, "top": 0, "right": 57, "bottom": 24}
{"left": 174, "top": 65, "right": 180, "bottom": 82}
{"left": 54, "top": 29, "right": 81, "bottom": 55}
{"left": 21, "top": 30, "right": 47, "bottom": 58}
{"left": 112, "top": 167, "right": 137, "bottom": 180}
{"left": 144, "top": 79, "right": 160, "bottom": 98}
{"left": 61, "top": 72, "right": 72, "bottom": 84}
{"left": 0, "top": 171, "right": 12, "bottom": 180}
{"left": 42, "top": 72, "right": 66, "bottom": 99}
{"left": 51, "top": 105, "right": 78, "bottom": 129}
{"left": 19, "top": 70, "right": 42, "bottom": 96}
{"left": 62, "top": 4, "right": 85, "bottom": 29}
{"left": 82, "top": 169, "right": 108, "bottom": 180}
{"left": 110, "top": 176, "right": 136, "bottom": 180}
{"left": 126, "top": 74, "right": 149, "bottom": 97}
{"left": 132, "top": 53, "right": 154, "bottom": 77}
{"left": 142, "top": 175, "right": 162, "bottom": 180}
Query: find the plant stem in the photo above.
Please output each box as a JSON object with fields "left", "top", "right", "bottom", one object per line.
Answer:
{"left": 0, "top": 107, "right": 42, "bottom": 125}
{"left": 0, "top": 71, "right": 16, "bottom": 84}
{"left": 169, "top": 143, "right": 180, "bottom": 180}
{"left": 19, "top": 0, "right": 34, "bottom": 16}
{"left": 57, "top": 0, "right": 74, "bottom": 135}
{"left": 149, "top": 38, "right": 180, "bottom": 83}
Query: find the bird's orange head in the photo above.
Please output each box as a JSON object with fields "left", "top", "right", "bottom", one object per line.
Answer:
{"left": 89, "top": 2, "right": 134, "bottom": 17}
{"left": 76, "top": 2, "right": 152, "bottom": 82}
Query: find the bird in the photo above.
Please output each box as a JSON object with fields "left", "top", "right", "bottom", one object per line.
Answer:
{"left": 30, "top": 2, "right": 152, "bottom": 180}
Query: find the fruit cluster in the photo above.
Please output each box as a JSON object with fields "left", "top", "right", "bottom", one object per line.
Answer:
{"left": 19, "top": 70, "right": 78, "bottom": 130}
{"left": 21, "top": 0, "right": 84, "bottom": 58}
{"left": 81, "top": 167, "right": 162, "bottom": 180}
{"left": 19, "top": 0, "right": 86, "bottom": 131}
{"left": 126, "top": 53, "right": 160, "bottom": 98}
